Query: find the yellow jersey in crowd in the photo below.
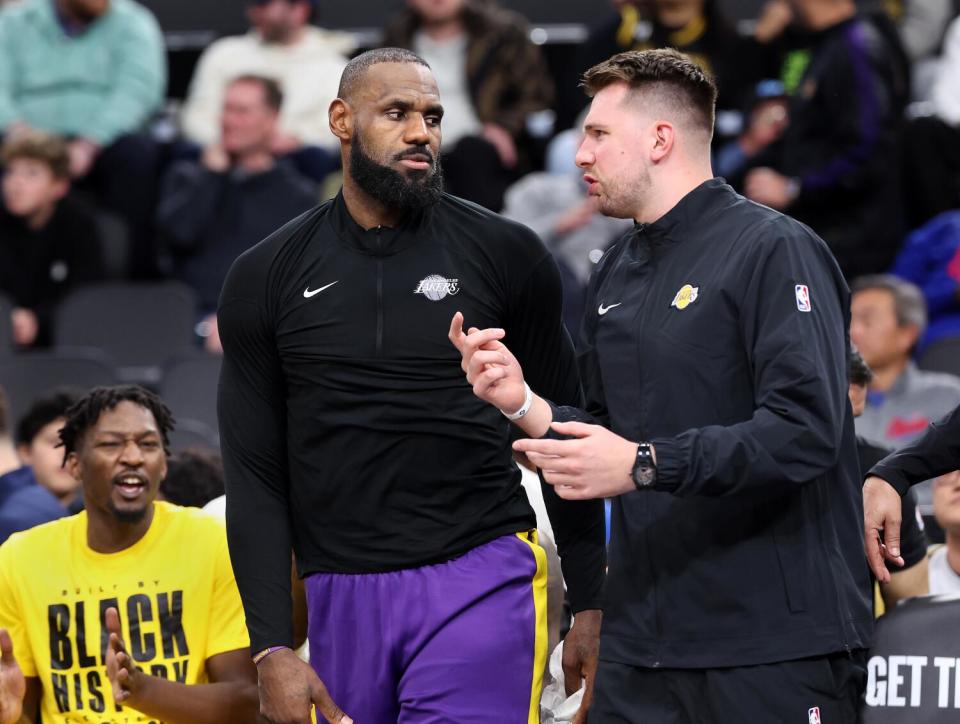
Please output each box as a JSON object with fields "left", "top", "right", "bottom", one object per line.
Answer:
{"left": 0, "top": 501, "right": 250, "bottom": 723}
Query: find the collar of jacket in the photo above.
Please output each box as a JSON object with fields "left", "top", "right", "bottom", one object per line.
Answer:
{"left": 633, "top": 177, "right": 734, "bottom": 245}
{"left": 329, "top": 190, "right": 433, "bottom": 257}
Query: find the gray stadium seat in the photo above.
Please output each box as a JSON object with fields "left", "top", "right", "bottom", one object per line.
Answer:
{"left": 160, "top": 353, "right": 222, "bottom": 437}
{"left": 918, "top": 337, "right": 960, "bottom": 378}
{"left": 54, "top": 282, "right": 198, "bottom": 385}
{"left": 0, "top": 349, "right": 116, "bottom": 425}
{"left": 0, "top": 294, "right": 13, "bottom": 359}
{"left": 167, "top": 417, "right": 219, "bottom": 453}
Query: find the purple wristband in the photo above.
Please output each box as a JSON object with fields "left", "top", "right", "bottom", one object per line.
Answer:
{"left": 252, "top": 645, "right": 289, "bottom": 666}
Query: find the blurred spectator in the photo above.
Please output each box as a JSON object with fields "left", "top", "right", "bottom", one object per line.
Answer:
{"left": 157, "top": 75, "right": 317, "bottom": 352}
{"left": 889, "top": 211, "right": 960, "bottom": 354}
{"left": 501, "top": 125, "right": 632, "bottom": 335}
{"left": 930, "top": 470, "right": 960, "bottom": 593}
{"left": 851, "top": 275, "right": 960, "bottom": 502}
{"left": 890, "top": 0, "right": 954, "bottom": 100}
{"left": 381, "top": 0, "right": 554, "bottom": 211}
{"left": 180, "top": 0, "right": 353, "bottom": 183}
{"left": 713, "top": 80, "right": 789, "bottom": 180}
{"left": 0, "top": 388, "right": 18, "bottom": 479}
{"left": 849, "top": 345, "right": 930, "bottom": 610}
{"left": 572, "top": 0, "right": 758, "bottom": 124}
{"left": 0, "top": 132, "right": 105, "bottom": 347}
{"left": 14, "top": 390, "right": 82, "bottom": 511}
{"left": 160, "top": 448, "right": 225, "bottom": 509}
{"left": 743, "top": 0, "right": 909, "bottom": 279}
{"left": 0, "top": 388, "right": 67, "bottom": 543}
{"left": 0, "top": 0, "right": 166, "bottom": 273}
{"left": 902, "top": 16, "right": 960, "bottom": 228}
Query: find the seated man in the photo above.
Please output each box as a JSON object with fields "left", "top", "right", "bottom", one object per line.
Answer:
{"left": 157, "top": 75, "right": 317, "bottom": 351}
{"left": 0, "top": 132, "right": 105, "bottom": 347}
{"left": 930, "top": 470, "right": 960, "bottom": 594}
{"left": 180, "top": 0, "right": 352, "bottom": 183}
{"left": 851, "top": 274, "right": 960, "bottom": 503}
{"left": 0, "top": 385, "right": 258, "bottom": 723}
{"left": 0, "top": 0, "right": 166, "bottom": 269}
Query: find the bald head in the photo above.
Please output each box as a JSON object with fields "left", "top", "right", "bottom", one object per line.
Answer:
{"left": 338, "top": 48, "right": 431, "bottom": 102}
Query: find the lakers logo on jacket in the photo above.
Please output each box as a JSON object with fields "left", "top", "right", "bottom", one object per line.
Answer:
{"left": 671, "top": 284, "right": 699, "bottom": 310}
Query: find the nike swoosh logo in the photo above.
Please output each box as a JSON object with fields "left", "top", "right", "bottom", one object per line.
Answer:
{"left": 303, "top": 281, "right": 338, "bottom": 298}
{"left": 598, "top": 302, "right": 622, "bottom": 315}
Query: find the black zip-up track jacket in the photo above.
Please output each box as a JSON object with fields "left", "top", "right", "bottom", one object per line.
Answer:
{"left": 217, "top": 191, "right": 606, "bottom": 652}
{"left": 553, "top": 179, "right": 872, "bottom": 668}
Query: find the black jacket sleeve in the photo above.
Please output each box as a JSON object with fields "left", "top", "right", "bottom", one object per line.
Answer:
{"left": 868, "top": 404, "right": 960, "bottom": 495}
{"left": 652, "top": 224, "right": 851, "bottom": 496}
{"left": 217, "top": 256, "right": 293, "bottom": 653}
{"left": 508, "top": 252, "right": 606, "bottom": 613}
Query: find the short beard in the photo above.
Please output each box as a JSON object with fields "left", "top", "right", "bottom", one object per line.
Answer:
{"left": 109, "top": 503, "right": 149, "bottom": 524}
{"left": 597, "top": 166, "right": 651, "bottom": 220}
{"left": 349, "top": 132, "right": 443, "bottom": 212}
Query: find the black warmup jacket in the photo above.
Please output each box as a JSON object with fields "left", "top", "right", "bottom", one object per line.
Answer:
{"left": 217, "top": 191, "right": 606, "bottom": 652}
{"left": 553, "top": 179, "right": 872, "bottom": 668}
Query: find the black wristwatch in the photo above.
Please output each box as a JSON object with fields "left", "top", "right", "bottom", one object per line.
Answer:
{"left": 632, "top": 442, "right": 657, "bottom": 489}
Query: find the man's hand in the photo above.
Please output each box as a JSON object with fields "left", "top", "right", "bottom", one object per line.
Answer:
{"left": 514, "top": 421, "right": 638, "bottom": 500}
{"left": 863, "top": 476, "right": 905, "bottom": 582}
{"left": 67, "top": 138, "right": 100, "bottom": 179}
{"left": 448, "top": 312, "right": 527, "bottom": 414}
{"left": 258, "top": 648, "right": 352, "bottom": 724}
{"left": 105, "top": 607, "right": 146, "bottom": 706}
{"left": 481, "top": 123, "right": 518, "bottom": 169}
{"left": 744, "top": 167, "right": 796, "bottom": 210}
{"left": 0, "top": 630, "right": 25, "bottom": 724}
{"left": 10, "top": 308, "right": 39, "bottom": 347}
{"left": 563, "top": 609, "right": 601, "bottom": 724}
{"left": 201, "top": 144, "right": 230, "bottom": 173}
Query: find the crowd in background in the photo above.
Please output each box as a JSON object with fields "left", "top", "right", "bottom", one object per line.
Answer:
{"left": 2, "top": 0, "right": 960, "bottom": 703}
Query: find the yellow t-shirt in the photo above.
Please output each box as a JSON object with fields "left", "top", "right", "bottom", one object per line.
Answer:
{"left": 0, "top": 501, "right": 250, "bottom": 723}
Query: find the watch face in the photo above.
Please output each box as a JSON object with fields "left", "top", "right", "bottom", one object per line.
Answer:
{"left": 633, "top": 465, "right": 655, "bottom": 487}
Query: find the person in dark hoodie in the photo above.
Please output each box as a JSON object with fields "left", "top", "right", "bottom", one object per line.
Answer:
{"left": 0, "top": 132, "right": 105, "bottom": 347}
{"left": 156, "top": 74, "right": 317, "bottom": 352}
{"left": 743, "top": 0, "right": 909, "bottom": 279}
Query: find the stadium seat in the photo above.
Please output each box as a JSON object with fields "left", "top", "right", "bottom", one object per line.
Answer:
{"left": 53, "top": 282, "right": 198, "bottom": 385}
{"left": 918, "top": 337, "right": 960, "bottom": 377}
{"left": 160, "top": 353, "right": 222, "bottom": 436}
{"left": 0, "top": 294, "right": 13, "bottom": 359}
{"left": 167, "top": 417, "right": 220, "bottom": 453}
{"left": 0, "top": 349, "right": 116, "bottom": 425}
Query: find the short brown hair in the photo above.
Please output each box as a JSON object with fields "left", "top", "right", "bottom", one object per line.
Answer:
{"left": 1, "top": 131, "right": 70, "bottom": 179}
{"left": 230, "top": 74, "right": 284, "bottom": 112}
{"left": 582, "top": 48, "right": 718, "bottom": 136}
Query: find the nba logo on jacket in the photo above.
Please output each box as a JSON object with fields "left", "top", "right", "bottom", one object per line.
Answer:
{"left": 795, "top": 284, "right": 812, "bottom": 312}
{"left": 808, "top": 706, "right": 821, "bottom": 724}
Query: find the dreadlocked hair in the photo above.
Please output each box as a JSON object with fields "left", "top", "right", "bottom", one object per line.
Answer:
{"left": 58, "top": 385, "right": 175, "bottom": 460}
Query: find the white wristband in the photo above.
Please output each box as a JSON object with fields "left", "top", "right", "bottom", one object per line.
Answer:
{"left": 503, "top": 383, "right": 534, "bottom": 421}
